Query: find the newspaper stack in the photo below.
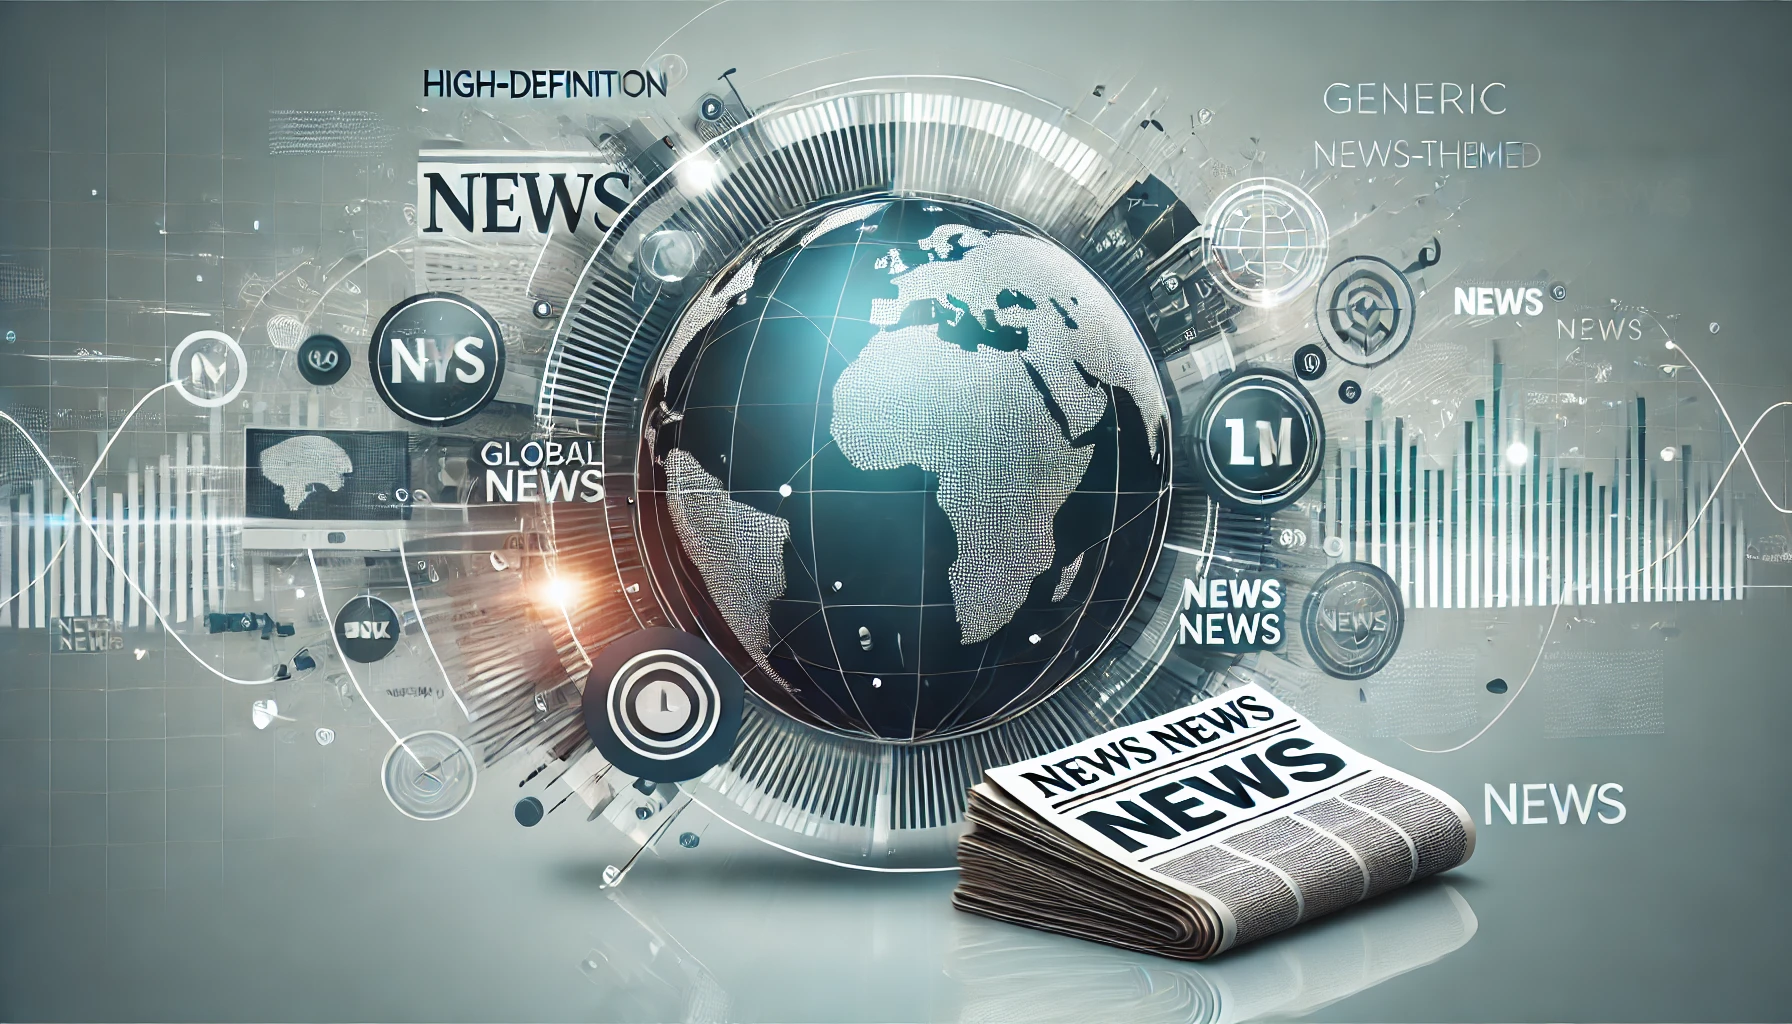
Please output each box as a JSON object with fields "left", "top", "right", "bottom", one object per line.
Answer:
{"left": 953, "top": 683, "right": 1474, "bottom": 960}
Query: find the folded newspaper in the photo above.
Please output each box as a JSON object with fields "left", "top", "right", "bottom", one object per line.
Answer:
{"left": 953, "top": 683, "right": 1475, "bottom": 960}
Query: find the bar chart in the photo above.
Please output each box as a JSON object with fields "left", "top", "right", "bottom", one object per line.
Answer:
{"left": 1314, "top": 358, "right": 1745, "bottom": 608}
{"left": 1, "top": 432, "right": 232, "bottom": 630}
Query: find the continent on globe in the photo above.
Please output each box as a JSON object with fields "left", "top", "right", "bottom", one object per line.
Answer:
{"left": 661, "top": 448, "right": 793, "bottom": 691}
{"left": 833, "top": 325, "right": 1094, "bottom": 642}
{"left": 638, "top": 196, "right": 1172, "bottom": 741}
{"left": 258, "top": 435, "right": 355, "bottom": 511}
{"left": 836, "top": 219, "right": 1168, "bottom": 643}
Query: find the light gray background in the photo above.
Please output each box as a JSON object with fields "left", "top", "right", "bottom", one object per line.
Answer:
{"left": 1, "top": 3, "right": 1790, "bottom": 1021}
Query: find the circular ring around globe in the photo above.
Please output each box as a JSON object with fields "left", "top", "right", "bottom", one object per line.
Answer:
{"left": 635, "top": 195, "right": 1173, "bottom": 743}
{"left": 1202, "top": 177, "right": 1330, "bottom": 309}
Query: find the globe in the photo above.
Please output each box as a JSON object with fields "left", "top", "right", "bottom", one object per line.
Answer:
{"left": 637, "top": 196, "right": 1172, "bottom": 741}
{"left": 1204, "top": 178, "right": 1329, "bottom": 308}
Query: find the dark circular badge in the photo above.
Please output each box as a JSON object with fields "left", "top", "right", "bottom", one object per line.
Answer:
{"left": 1293, "top": 343, "right": 1328, "bottom": 381}
{"left": 370, "top": 293, "right": 506, "bottom": 426}
{"left": 582, "top": 627, "right": 743, "bottom": 783}
{"left": 1192, "top": 368, "right": 1325, "bottom": 513}
{"left": 296, "top": 333, "right": 351, "bottom": 386}
{"left": 1301, "top": 562, "right": 1404, "bottom": 680}
{"left": 333, "top": 595, "right": 402, "bottom": 663}
{"left": 1315, "top": 256, "right": 1417, "bottom": 367}
{"left": 1338, "top": 379, "right": 1363, "bottom": 404}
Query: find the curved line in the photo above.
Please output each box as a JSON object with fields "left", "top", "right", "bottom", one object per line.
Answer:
{"left": 535, "top": 72, "right": 1141, "bottom": 426}
{"left": 640, "top": 0, "right": 736, "bottom": 69}
{"left": 0, "top": 387, "right": 280, "bottom": 685}
{"left": 306, "top": 548, "right": 424, "bottom": 768}
{"left": 301, "top": 239, "right": 420, "bottom": 323}
{"left": 396, "top": 536, "right": 474, "bottom": 721}
{"left": 1405, "top": 598, "right": 1564, "bottom": 754}
{"left": 0, "top": 381, "right": 178, "bottom": 610}
{"left": 1408, "top": 332, "right": 1788, "bottom": 754}
{"left": 1665, "top": 337, "right": 1791, "bottom": 513}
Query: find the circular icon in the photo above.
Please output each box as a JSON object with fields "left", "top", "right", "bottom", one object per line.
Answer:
{"left": 653, "top": 53, "right": 690, "bottom": 89}
{"left": 381, "top": 731, "right": 477, "bottom": 821}
{"left": 1203, "top": 177, "right": 1330, "bottom": 308}
{"left": 1549, "top": 282, "right": 1568, "bottom": 302}
{"left": 169, "top": 330, "right": 248, "bottom": 408}
{"left": 333, "top": 595, "right": 401, "bottom": 663}
{"left": 699, "top": 95, "right": 725, "bottom": 121}
{"left": 296, "top": 333, "right": 351, "bottom": 386}
{"left": 1301, "top": 562, "right": 1405, "bottom": 680}
{"left": 1322, "top": 536, "right": 1346, "bottom": 558}
{"left": 641, "top": 229, "right": 701, "bottom": 283}
{"left": 532, "top": 298, "right": 554, "bottom": 319}
{"left": 369, "top": 293, "right": 506, "bottom": 426}
{"left": 1338, "top": 379, "right": 1362, "bottom": 404}
{"left": 1314, "top": 256, "right": 1416, "bottom": 366}
{"left": 1293, "top": 343, "right": 1328, "bottom": 381}
{"left": 582, "top": 627, "right": 743, "bottom": 783}
{"left": 1486, "top": 678, "right": 1509, "bottom": 695}
{"left": 315, "top": 727, "right": 335, "bottom": 746}
{"left": 515, "top": 796, "right": 545, "bottom": 827}
{"left": 634, "top": 677, "right": 693, "bottom": 733}
{"left": 1192, "top": 369, "right": 1325, "bottom": 513}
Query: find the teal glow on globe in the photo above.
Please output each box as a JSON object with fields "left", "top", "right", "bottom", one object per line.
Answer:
{"left": 638, "top": 197, "right": 1172, "bottom": 741}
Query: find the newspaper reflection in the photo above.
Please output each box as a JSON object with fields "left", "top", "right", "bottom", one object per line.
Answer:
{"left": 947, "top": 880, "right": 1476, "bottom": 1024}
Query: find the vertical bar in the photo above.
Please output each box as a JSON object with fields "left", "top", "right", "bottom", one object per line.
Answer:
{"left": 1392, "top": 419, "right": 1404, "bottom": 592}
{"left": 175, "top": 437, "right": 188, "bottom": 623}
{"left": 1377, "top": 440, "right": 1388, "bottom": 569}
{"left": 1490, "top": 362, "right": 1501, "bottom": 608}
{"left": 190, "top": 434, "right": 204, "bottom": 621}
{"left": 111, "top": 491, "right": 124, "bottom": 623}
{"left": 158, "top": 453, "right": 172, "bottom": 625}
{"left": 31, "top": 482, "right": 44, "bottom": 629}
{"left": 1, "top": 498, "right": 11, "bottom": 628}
{"left": 59, "top": 495, "right": 74, "bottom": 618}
{"left": 127, "top": 467, "right": 141, "bottom": 628}
{"left": 77, "top": 481, "right": 92, "bottom": 616}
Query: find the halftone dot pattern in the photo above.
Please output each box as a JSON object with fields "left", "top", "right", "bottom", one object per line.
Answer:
{"left": 663, "top": 448, "right": 792, "bottom": 691}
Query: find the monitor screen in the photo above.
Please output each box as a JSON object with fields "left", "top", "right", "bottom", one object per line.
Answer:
{"left": 244, "top": 428, "right": 412, "bottom": 521}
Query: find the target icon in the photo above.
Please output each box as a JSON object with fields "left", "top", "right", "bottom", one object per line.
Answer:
{"left": 583, "top": 627, "right": 743, "bottom": 782}
{"left": 1315, "top": 256, "right": 1417, "bottom": 366}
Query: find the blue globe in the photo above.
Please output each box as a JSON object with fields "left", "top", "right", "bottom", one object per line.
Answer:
{"left": 638, "top": 197, "right": 1171, "bottom": 741}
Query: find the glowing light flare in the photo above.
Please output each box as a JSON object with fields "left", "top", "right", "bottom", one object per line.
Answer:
{"left": 675, "top": 153, "right": 720, "bottom": 195}
{"left": 538, "top": 573, "right": 582, "bottom": 611}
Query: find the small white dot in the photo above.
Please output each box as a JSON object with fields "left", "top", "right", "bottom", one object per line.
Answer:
{"left": 196, "top": 274, "right": 203, "bottom": 282}
{"left": 295, "top": 588, "right": 306, "bottom": 599}
{"left": 253, "top": 220, "right": 260, "bottom": 230}
{"left": 832, "top": 581, "right": 842, "bottom": 591}
{"left": 778, "top": 484, "right": 792, "bottom": 498}
{"left": 1027, "top": 633, "right": 1041, "bottom": 645}
{"left": 90, "top": 189, "right": 97, "bottom": 196}
{"left": 1504, "top": 441, "right": 1528, "bottom": 466}
{"left": 1660, "top": 446, "right": 1676, "bottom": 463}
{"left": 871, "top": 677, "right": 882, "bottom": 688}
